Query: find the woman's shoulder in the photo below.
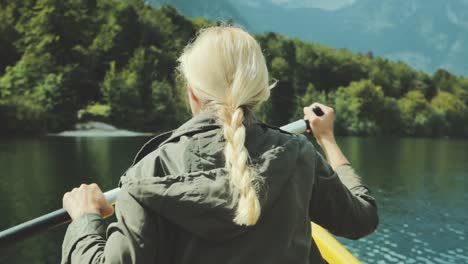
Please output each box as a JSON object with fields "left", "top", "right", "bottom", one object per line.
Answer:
{"left": 250, "top": 121, "right": 312, "bottom": 148}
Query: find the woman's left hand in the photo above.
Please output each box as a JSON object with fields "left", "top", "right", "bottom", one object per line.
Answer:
{"left": 63, "top": 183, "right": 114, "bottom": 221}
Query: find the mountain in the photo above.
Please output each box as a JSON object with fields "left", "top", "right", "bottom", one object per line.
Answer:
{"left": 145, "top": 0, "right": 468, "bottom": 77}
{"left": 145, "top": 0, "right": 250, "bottom": 27}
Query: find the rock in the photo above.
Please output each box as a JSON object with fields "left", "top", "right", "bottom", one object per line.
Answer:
{"left": 51, "top": 121, "right": 153, "bottom": 137}
{"left": 74, "top": 121, "right": 117, "bottom": 131}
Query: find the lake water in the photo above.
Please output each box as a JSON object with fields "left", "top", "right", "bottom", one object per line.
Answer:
{"left": 0, "top": 136, "right": 466, "bottom": 263}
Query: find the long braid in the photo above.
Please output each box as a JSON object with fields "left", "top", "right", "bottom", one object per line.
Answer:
{"left": 178, "top": 26, "right": 272, "bottom": 226}
{"left": 217, "top": 105, "right": 261, "bottom": 226}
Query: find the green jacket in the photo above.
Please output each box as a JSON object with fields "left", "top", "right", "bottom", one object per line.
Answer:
{"left": 62, "top": 109, "right": 378, "bottom": 264}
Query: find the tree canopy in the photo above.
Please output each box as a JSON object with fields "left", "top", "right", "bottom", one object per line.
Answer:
{"left": 1, "top": 0, "right": 467, "bottom": 137}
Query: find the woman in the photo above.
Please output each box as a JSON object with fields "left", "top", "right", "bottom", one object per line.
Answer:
{"left": 62, "top": 26, "right": 378, "bottom": 264}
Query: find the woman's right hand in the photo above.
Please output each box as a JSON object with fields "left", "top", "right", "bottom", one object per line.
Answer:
{"left": 304, "top": 103, "right": 351, "bottom": 169}
{"left": 303, "top": 103, "right": 335, "bottom": 142}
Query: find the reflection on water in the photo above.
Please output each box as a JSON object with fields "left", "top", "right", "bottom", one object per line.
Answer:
{"left": 0, "top": 136, "right": 148, "bottom": 264}
{"left": 0, "top": 136, "right": 467, "bottom": 263}
{"left": 336, "top": 137, "right": 468, "bottom": 264}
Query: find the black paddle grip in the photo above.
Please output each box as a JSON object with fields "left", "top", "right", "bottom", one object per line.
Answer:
{"left": 313, "top": 106, "right": 324, "bottom": 116}
{"left": 304, "top": 106, "right": 324, "bottom": 131}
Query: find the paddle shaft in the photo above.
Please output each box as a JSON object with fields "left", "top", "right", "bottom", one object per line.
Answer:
{"left": 0, "top": 188, "right": 120, "bottom": 247}
{"left": 0, "top": 108, "right": 324, "bottom": 247}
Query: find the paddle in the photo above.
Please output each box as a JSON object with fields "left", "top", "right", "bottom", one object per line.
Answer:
{"left": 0, "top": 107, "right": 324, "bottom": 247}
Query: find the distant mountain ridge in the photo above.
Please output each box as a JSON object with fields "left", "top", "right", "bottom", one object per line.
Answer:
{"left": 146, "top": 0, "right": 250, "bottom": 28}
{"left": 146, "top": 0, "right": 468, "bottom": 76}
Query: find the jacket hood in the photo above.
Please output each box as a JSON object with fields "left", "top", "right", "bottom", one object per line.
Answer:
{"left": 120, "top": 108, "right": 301, "bottom": 241}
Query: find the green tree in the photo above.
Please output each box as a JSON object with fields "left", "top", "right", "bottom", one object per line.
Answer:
{"left": 398, "top": 91, "right": 441, "bottom": 136}
{"left": 295, "top": 41, "right": 369, "bottom": 94}
{"left": 0, "top": 0, "right": 24, "bottom": 74}
{"left": 433, "top": 69, "right": 457, "bottom": 93}
{"left": 293, "top": 83, "right": 329, "bottom": 118}
{"left": 369, "top": 59, "right": 419, "bottom": 98}
{"left": 334, "top": 80, "right": 386, "bottom": 135}
{"left": 101, "top": 47, "right": 179, "bottom": 130}
{"left": 264, "top": 56, "right": 296, "bottom": 125}
{"left": 431, "top": 91, "right": 467, "bottom": 136}
{"left": 0, "top": 51, "right": 76, "bottom": 132}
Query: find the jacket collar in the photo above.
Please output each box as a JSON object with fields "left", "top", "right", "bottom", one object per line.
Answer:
{"left": 162, "top": 106, "right": 258, "bottom": 145}
{"left": 131, "top": 107, "right": 260, "bottom": 166}
{"left": 162, "top": 107, "right": 220, "bottom": 144}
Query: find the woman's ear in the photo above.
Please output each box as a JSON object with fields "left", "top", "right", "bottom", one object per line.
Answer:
{"left": 187, "top": 85, "right": 202, "bottom": 115}
{"left": 188, "top": 86, "right": 199, "bottom": 103}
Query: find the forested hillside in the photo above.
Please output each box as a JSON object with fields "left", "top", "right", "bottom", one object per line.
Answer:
{"left": 1, "top": 0, "right": 467, "bottom": 137}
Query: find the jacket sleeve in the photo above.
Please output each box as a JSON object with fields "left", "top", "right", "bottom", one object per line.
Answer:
{"left": 61, "top": 189, "right": 159, "bottom": 264}
{"left": 304, "top": 140, "right": 379, "bottom": 240}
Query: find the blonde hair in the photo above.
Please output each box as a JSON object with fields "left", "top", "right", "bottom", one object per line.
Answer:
{"left": 178, "top": 26, "right": 272, "bottom": 226}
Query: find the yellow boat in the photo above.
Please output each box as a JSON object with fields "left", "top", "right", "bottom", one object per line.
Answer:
{"left": 311, "top": 222, "right": 361, "bottom": 264}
